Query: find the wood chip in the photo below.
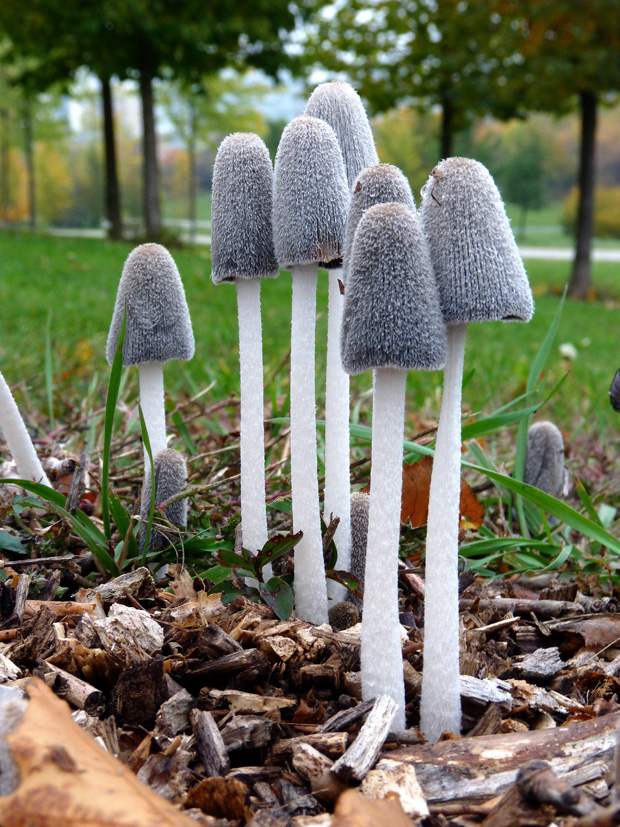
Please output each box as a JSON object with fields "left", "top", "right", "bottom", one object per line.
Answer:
{"left": 330, "top": 695, "right": 398, "bottom": 784}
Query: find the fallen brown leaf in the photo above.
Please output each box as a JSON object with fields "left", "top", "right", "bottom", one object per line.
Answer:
{"left": 3, "top": 677, "right": 195, "bottom": 827}
{"left": 332, "top": 788, "right": 416, "bottom": 827}
{"left": 400, "top": 457, "right": 484, "bottom": 530}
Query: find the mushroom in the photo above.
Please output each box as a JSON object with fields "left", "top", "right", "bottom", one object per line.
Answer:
{"left": 138, "top": 448, "right": 188, "bottom": 554}
{"left": 609, "top": 368, "right": 620, "bottom": 413}
{"left": 348, "top": 490, "right": 370, "bottom": 612}
{"left": 342, "top": 164, "right": 415, "bottom": 285}
{"left": 0, "top": 370, "right": 51, "bottom": 486}
{"left": 304, "top": 82, "right": 379, "bottom": 603}
{"left": 420, "top": 157, "right": 534, "bottom": 742}
{"left": 524, "top": 421, "right": 568, "bottom": 500}
{"left": 341, "top": 201, "right": 447, "bottom": 730}
{"left": 106, "top": 244, "right": 195, "bottom": 461}
{"left": 211, "top": 133, "right": 278, "bottom": 569}
{"left": 273, "top": 115, "right": 350, "bottom": 624}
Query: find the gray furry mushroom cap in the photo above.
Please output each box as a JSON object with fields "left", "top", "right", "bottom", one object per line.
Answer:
{"left": 341, "top": 202, "right": 447, "bottom": 374}
{"left": 304, "top": 81, "right": 379, "bottom": 190}
{"left": 342, "top": 164, "right": 415, "bottom": 283}
{"left": 272, "top": 115, "right": 349, "bottom": 270}
{"left": 421, "top": 157, "right": 534, "bottom": 324}
{"left": 524, "top": 421, "right": 567, "bottom": 499}
{"left": 139, "top": 448, "right": 188, "bottom": 551}
{"left": 106, "top": 244, "right": 195, "bottom": 366}
{"left": 211, "top": 133, "right": 279, "bottom": 284}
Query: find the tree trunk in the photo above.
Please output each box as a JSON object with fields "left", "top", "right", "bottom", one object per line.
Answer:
{"left": 22, "top": 100, "right": 36, "bottom": 230}
{"left": 440, "top": 92, "right": 453, "bottom": 159}
{"left": 568, "top": 90, "right": 597, "bottom": 300}
{"left": 101, "top": 76, "right": 122, "bottom": 241}
{"left": 188, "top": 101, "right": 197, "bottom": 245}
{"left": 138, "top": 51, "right": 162, "bottom": 241}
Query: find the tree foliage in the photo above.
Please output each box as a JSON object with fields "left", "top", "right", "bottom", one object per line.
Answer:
{"left": 304, "top": 0, "right": 522, "bottom": 156}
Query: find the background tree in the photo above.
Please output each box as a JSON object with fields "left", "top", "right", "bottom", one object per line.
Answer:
{"left": 0, "top": 0, "right": 306, "bottom": 239}
{"left": 496, "top": 0, "right": 620, "bottom": 298}
{"left": 304, "top": 0, "right": 521, "bottom": 157}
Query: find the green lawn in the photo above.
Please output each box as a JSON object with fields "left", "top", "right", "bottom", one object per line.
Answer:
{"left": 0, "top": 232, "right": 619, "bottom": 447}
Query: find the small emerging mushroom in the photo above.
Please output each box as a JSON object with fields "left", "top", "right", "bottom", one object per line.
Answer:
{"left": 420, "top": 157, "right": 534, "bottom": 742}
{"left": 341, "top": 201, "right": 447, "bottom": 730}
{"left": 106, "top": 244, "right": 195, "bottom": 461}
{"left": 138, "top": 448, "right": 188, "bottom": 553}
{"left": 348, "top": 490, "right": 370, "bottom": 612}
{"left": 0, "top": 370, "right": 51, "bottom": 487}
{"left": 211, "top": 133, "right": 278, "bottom": 568}
{"left": 304, "top": 82, "right": 378, "bottom": 604}
{"left": 273, "top": 115, "right": 350, "bottom": 625}
{"left": 609, "top": 368, "right": 620, "bottom": 413}
{"left": 524, "top": 421, "right": 568, "bottom": 500}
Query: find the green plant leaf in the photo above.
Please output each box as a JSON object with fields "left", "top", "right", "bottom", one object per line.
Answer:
{"left": 204, "top": 564, "right": 234, "bottom": 585}
{"left": 102, "top": 305, "right": 126, "bottom": 541}
{"left": 109, "top": 492, "right": 139, "bottom": 559}
{"left": 139, "top": 404, "right": 156, "bottom": 567}
{"left": 0, "top": 530, "right": 27, "bottom": 553}
{"left": 326, "top": 569, "right": 362, "bottom": 593}
{"left": 257, "top": 530, "right": 303, "bottom": 568}
{"left": 0, "top": 479, "right": 118, "bottom": 574}
{"left": 260, "top": 576, "right": 293, "bottom": 620}
{"left": 45, "top": 309, "right": 55, "bottom": 430}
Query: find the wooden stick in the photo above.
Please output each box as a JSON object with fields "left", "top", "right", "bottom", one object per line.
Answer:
{"left": 330, "top": 695, "right": 398, "bottom": 784}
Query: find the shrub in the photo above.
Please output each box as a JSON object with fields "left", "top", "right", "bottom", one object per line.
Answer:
{"left": 561, "top": 186, "right": 620, "bottom": 238}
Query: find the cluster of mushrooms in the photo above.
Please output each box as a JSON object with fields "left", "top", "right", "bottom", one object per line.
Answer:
{"left": 1, "top": 81, "right": 545, "bottom": 742}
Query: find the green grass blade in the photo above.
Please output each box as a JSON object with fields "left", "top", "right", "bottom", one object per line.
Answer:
{"left": 172, "top": 411, "right": 196, "bottom": 455}
{"left": 0, "top": 479, "right": 119, "bottom": 574}
{"left": 513, "top": 290, "right": 566, "bottom": 537}
{"left": 102, "top": 306, "right": 126, "bottom": 541}
{"left": 109, "top": 491, "right": 139, "bottom": 559}
{"left": 44, "top": 310, "right": 55, "bottom": 429}
{"left": 139, "top": 404, "right": 156, "bottom": 566}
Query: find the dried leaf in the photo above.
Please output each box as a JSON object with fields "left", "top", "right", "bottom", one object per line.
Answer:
{"left": 3, "top": 677, "right": 195, "bottom": 826}
{"left": 332, "top": 788, "right": 416, "bottom": 827}
{"left": 400, "top": 457, "right": 484, "bottom": 530}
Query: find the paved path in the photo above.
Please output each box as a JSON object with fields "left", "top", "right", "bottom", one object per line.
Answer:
{"left": 519, "top": 246, "right": 620, "bottom": 262}
{"left": 43, "top": 227, "right": 620, "bottom": 262}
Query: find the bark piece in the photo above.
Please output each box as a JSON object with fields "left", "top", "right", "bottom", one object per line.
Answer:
{"left": 186, "top": 648, "right": 269, "bottom": 680}
{"left": 270, "top": 732, "right": 349, "bottom": 762}
{"left": 318, "top": 699, "right": 375, "bottom": 733}
{"left": 2, "top": 677, "right": 197, "bottom": 826}
{"left": 108, "top": 657, "right": 167, "bottom": 728}
{"left": 360, "top": 758, "right": 429, "bottom": 820}
{"left": 184, "top": 776, "right": 253, "bottom": 822}
{"left": 220, "top": 715, "right": 274, "bottom": 751}
{"left": 330, "top": 695, "right": 398, "bottom": 784}
{"left": 516, "top": 760, "right": 604, "bottom": 817}
{"left": 512, "top": 647, "right": 565, "bottom": 680}
{"left": 389, "top": 710, "right": 620, "bottom": 805}
{"left": 292, "top": 742, "right": 347, "bottom": 804}
{"left": 39, "top": 661, "right": 105, "bottom": 717}
{"left": 460, "top": 597, "right": 584, "bottom": 619}
{"left": 155, "top": 688, "right": 195, "bottom": 736}
{"left": 136, "top": 751, "right": 193, "bottom": 802}
{"left": 207, "top": 689, "right": 296, "bottom": 715}
{"left": 190, "top": 708, "right": 230, "bottom": 776}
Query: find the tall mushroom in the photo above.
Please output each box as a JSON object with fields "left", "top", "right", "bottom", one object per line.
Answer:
{"left": 304, "top": 82, "right": 378, "bottom": 603}
{"left": 273, "top": 115, "right": 350, "bottom": 624}
{"left": 342, "top": 164, "right": 415, "bottom": 284}
{"left": 420, "top": 157, "right": 534, "bottom": 742}
{"left": 0, "top": 370, "right": 51, "bottom": 486}
{"left": 138, "top": 448, "right": 188, "bottom": 554}
{"left": 211, "top": 133, "right": 278, "bottom": 567}
{"left": 106, "top": 244, "right": 195, "bottom": 461}
{"left": 341, "top": 201, "right": 447, "bottom": 730}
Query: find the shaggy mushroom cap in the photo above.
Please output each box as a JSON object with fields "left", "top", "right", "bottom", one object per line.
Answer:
{"left": 342, "top": 164, "right": 415, "bottom": 283}
{"left": 524, "top": 421, "right": 567, "bottom": 499}
{"left": 272, "top": 115, "right": 349, "bottom": 270}
{"left": 211, "top": 133, "right": 279, "bottom": 284}
{"left": 139, "top": 448, "right": 188, "bottom": 551}
{"left": 106, "top": 244, "right": 195, "bottom": 366}
{"left": 304, "top": 81, "right": 378, "bottom": 190}
{"left": 609, "top": 368, "right": 620, "bottom": 413}
{"left": 421, "top": 157, "right": 534, "bottom": 324}
{"left": 341, "top": 202, "right": 447, "bottom": 374}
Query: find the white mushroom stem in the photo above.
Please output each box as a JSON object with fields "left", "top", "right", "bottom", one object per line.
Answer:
{"left": 137, "top": 361, "right": 168, "bottom": 461}
{"left": 0, "top": 371, "right": 51, "bottom": 487}
{"left": 361, "top": 367, "right": 407, "bottom": 732}
{"left": 324, "top": 267, "right": 351, "bottom": 603}
{"left": 290, "top": 264, "right": 328, "bottom": 624}
{"left": 236, "top": 278, "right": 270, "bottom": 579}
{"left": 420, "top": 322, "right": 468, "bottom": 742}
